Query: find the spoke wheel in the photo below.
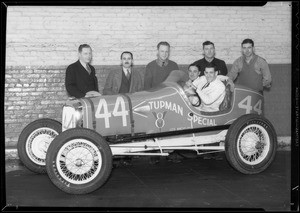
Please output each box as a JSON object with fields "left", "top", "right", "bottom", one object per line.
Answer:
{"left": 46, "top": 128, "right": 112, "bottom": 194}
{"left": 237, "top": 124, "right": 270, "bottom": 165}
{"left": 17, "top": 118, "right": 62, "bottom": 173}
{"left": 56, "top": 139, "right": 102, "bottom": 185}
{"left": 26, "top": 127, "right": 59, "bottom": 166}
{"left": 225, "top": 114, "right": 277, "bottom": 174}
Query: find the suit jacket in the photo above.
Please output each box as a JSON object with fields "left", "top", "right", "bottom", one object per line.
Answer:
{"left": 65, "top": 60, "right": 99, "bottom": 98}
{"left": 103, "top": 68, "right": 143, "bottom": 95}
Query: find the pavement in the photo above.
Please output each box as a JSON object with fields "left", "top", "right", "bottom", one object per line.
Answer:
{"left": 2, "top": 151, "right": 293, "bottom": 211}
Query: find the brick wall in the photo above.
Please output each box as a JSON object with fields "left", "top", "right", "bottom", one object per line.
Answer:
{"left": 5, "top": 3, "right": 292, "bottom": 148}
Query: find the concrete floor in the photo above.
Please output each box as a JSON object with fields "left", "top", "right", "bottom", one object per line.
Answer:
{"left": 3, "top": 151, "right": 292, "bottom": 211}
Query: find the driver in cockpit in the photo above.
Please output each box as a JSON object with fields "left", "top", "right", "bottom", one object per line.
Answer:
{"left": 185, "top": 64, "right": 229, "bottom": 112}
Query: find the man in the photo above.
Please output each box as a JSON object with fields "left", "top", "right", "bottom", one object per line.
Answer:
{"left": 103, "top": 51, "right": 143, "bottom": 95}
{"left": 191, "top": 41, "right": 228, "bottom": 76}
{"left": 227, "top": 38, "right": 272, "bottom": 93}
{"left": 144, "top": 41, "right": 179, "bottom": 90}
{"left": 184, "top": 64, "right": 202, "bottom": 107}
{"left": 65, "top": 44, "right": 100, "bottom": 98}
{"left": 144, "top": 42, "right": 180, "bottom": 164}
{"left": 103, "top": 51, "right": 143, "bottom": 167}
{"left": 186, "top": 65, "right": 225, "bottom": 112}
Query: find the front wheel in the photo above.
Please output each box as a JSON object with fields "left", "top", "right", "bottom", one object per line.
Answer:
{"left": 46, "top": 128, "right": 112, "bottom": 194}
{"left": 225, "top": 114, "right": 277, "bottom": 174}
{"left": 17, "top": 118, "right": 62, "bottom": 173}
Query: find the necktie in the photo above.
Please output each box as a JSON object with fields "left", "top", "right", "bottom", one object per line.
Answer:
{"left": 201, "top": 82, "right": 210, "bottom": 90}
{"left": 162, "top": 62, "right": 165, "bottom": 67}
{"left": 86, "top": 64, "right": 91, "bottom": 74}
{"left": 126, "top": 69, "right": 131, "bottom": 80}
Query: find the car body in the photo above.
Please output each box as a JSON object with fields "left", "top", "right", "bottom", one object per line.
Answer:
{"left": 18, "top": 70, "right": 277, "bottom": 194}
{"left": 62, "top": 70, "right": 264, "bottom": 155}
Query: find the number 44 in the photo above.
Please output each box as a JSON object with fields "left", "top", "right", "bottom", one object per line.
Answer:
{"left": 95, "top": 97, "right": 129, "bottom": 128}
{"left": 238, "top": 96, "right": 262, "bottom": 115}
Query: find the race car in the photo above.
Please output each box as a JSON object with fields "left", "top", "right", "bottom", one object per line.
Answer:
{"left": 17, "top": 70, "right": 277, "bottom": 194}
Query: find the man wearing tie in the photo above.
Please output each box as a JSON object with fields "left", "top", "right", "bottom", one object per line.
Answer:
{"left": 65, "top": 44, "right": 100, "bottom": 98}
{"left": 144, "top": 41, "right": 179, "bottom": 90}
{"left": 103, "top": 51, "right": 143, "bottom": 95}
{"left": 103, "top": 51, "right": 143, "bottom": 167}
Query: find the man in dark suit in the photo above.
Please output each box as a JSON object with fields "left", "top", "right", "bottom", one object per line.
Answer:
{"left": 191, "top": 41, "right": 228, "bottom": 76}
{"left": 65, "top": 44, "right": 100, "bottom": 98}
{"left": 103, "top": 51, "right": 143, "bottom": 95}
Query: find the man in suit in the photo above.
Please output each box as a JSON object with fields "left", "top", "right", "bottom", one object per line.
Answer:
{"left": 65, "top": 44, "right": 100, "bottom": 98}
{"left": 103, "top": 51, "right": 143, "bottom": 167}
{"left": 103, "top": 51, "right": 143, "bottom": 95}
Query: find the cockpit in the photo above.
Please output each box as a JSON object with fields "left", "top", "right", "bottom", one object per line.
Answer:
{"left": 163, "top": 70, "right": 233, "bottom": 115}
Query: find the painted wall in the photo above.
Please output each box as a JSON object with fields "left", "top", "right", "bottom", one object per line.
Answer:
{"left": 5, "top": 3, "right": 292, "bottom": 148}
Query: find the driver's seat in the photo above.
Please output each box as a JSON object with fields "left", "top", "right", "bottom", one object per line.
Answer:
{"left": 219, "top": 82, "right": 233, "bottom": 112}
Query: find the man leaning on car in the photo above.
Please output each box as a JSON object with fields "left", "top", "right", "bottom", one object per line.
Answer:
{"left": 65, "top": 44, "right": 101, "bottom": 98}
{"left": 143, "top": 41, "right": 179, "bottom": 90}
{"left": 227, "top": 38, "right": 272, "bottom": 93}
{"left": 144, "top": 41, "right": 181, "bottom": 164}
{"left": 102, "top": 51, "right": 143, "bottom": 95}
{"left": 103, "top": 51, "right": 143, "bottom": 167}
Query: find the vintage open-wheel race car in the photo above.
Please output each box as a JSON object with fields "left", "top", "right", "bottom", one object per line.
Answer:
{"left": 17, "top": 70, "right": 277, "bottom": 194}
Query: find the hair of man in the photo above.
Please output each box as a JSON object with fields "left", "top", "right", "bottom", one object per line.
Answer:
{"left": 78, "top": 44, "right": 92, "bottom": 52}
{"left": 157, "top": 41, "right": 170, "bottom": 49}
{"left": 241, "top": 38, "right": 254, "bottom": 47}
{"left": 120, "top": 51, "right": 133, "bottom": 59}
{"left": 202, "top": 41, "right": 215, "bottom": 48}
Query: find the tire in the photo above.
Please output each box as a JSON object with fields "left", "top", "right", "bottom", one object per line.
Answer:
{"left": 46, "top": 128, "right": 112, "bottom": 194}
{"left": 17, "top": 118, "right": 62, "bottom": 173}
{"left": 225, "top": 114, "right": 277, "bottom": 174}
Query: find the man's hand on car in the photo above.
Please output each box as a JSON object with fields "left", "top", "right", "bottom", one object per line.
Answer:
{"left": 85, "top": 91, "right": 101, "bottom": 98}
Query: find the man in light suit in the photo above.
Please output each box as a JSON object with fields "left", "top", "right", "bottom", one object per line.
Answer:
{"left": 103, "top": 51, "right": 143, "bottom": 167}
{"left": 103, "top": 51, "right": 143, "bottom": 95}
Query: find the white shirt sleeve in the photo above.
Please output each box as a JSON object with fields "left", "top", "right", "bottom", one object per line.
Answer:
{"left": 196, "top": 81, "right": 225, "bottom": 105}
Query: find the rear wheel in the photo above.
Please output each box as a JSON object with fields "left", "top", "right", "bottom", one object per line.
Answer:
{"left": 17, "top": 118, "right": 61, "bottom": 173}
{"left": 225, "top": 114, "right": 277, "bottom": 174}
{"left": 46, "top": 128, "right": 112, "bottom": 194}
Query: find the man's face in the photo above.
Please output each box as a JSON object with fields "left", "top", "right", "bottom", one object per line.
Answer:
{"left": 79, "top": 47, "right": 92, "bottom": 63}
{"left": 242, "top": 43, "right": 254, "bottom": 58}
{"left": 188, "top": 66, "right": 200, "bottom": 81}
{"left": 204, "top": 67, "right": 217, "bottom": 83}
{"left": 157, "top": 45, "right": 169, "bottom": 61}
{"left": 121, "top": 53, "right": 133, "bottom": 68}
{"left": 203, "top": 44, "right": 215, "bottom": 59}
